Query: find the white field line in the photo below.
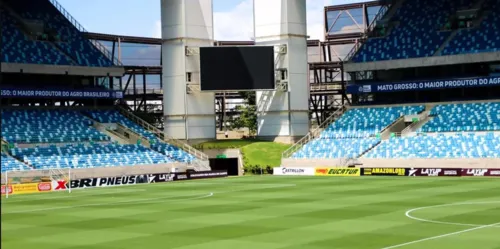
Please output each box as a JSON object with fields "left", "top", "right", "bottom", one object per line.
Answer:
{"left": 2, "top": 192, "right": 214, "bottom": 214}
{"left": 1, "top": 183, "right": 296, "bottom": 214}
{"left": 0, "top": 177, "right": 292, "bottom": 201}
{"left": 380, "top": 222, "right": 500, "bottom": 249}
{"left": 1, "top": 189, "right": 147, "bottom": 203}
{"left": 405, "top": 201, "right": 500, "bottom": 228}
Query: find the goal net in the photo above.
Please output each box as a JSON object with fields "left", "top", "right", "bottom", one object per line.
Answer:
{"left": 1, "top": 168, "right": 72, "bottom": 198}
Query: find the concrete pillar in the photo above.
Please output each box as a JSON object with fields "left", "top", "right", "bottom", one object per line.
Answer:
{"left": 161, "top": 0, "right": 216, "bottom": 140}
{"left": 254, "top": 0, "right": 310, "bottom": 142}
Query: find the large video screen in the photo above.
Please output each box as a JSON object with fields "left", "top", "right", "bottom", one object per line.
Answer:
{"left": 200, "top": 46, "right": 275, "bottom": 91}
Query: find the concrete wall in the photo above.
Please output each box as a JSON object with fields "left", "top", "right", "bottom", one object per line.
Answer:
{"left": 344, "top": 51, "right": 500, "bottom": 72}
{"left": 254, "top": 0, "right": 310, "bottom": 139}
{"left": 1, "top": 163, "right": 188, "bottom": 184}
{"left": 282, "top": 158, "right": 500, "bottom": 168}
{"left": 161, "top": 0, "right": 216, "bottom": 140}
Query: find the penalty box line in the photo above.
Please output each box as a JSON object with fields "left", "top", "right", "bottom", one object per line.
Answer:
{"left": 380, "top": 222, "right": 500, "bottom": 249}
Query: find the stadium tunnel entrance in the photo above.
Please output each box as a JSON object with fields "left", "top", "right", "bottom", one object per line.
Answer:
{"left": 209, "top": 158, "right": 239, "bottom": 176}
{"left": 202, "top": 149, "right": 243, "bottom": 176}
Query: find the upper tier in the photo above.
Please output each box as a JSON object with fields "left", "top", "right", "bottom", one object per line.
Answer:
{"left": 1, "top": 0, "right": 113, "bottom": 67}
{"left": 352, "top": 0, "right": 499, "bottom": 63}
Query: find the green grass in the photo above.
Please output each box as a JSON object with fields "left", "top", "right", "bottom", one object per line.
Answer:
{"left": 195, "top": 139, "right": 290, "bottom": 167}
{"left": 2, "top": 176, "right": 500, "bottom": 249}
{"left": 241, "top": 142, "right": 290, "bottom": 167}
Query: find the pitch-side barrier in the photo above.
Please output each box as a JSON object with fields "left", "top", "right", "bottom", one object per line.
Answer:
{"left": 1, "top": 170, "right": 228, "bottom": 197}
{"left": 273, "top": 167, "right": 500, "bottom": 177}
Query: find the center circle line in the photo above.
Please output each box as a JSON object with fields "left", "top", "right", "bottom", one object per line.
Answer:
{"left": 405, "top": 201, "right": 500, "bottom": 228}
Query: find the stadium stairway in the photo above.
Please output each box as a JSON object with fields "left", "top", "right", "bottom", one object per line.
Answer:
{"left": 1, "top": 152, "right": 32, "bottom": 172}
{"left": 433, "top": 29, "right": 461, "bottom": 56}
{"left": 380, "top": 0, "right": 407, "bottom": 23}
{"left": 91, "top": 122, "right": 134, "bottom": 145}
{"left": 282, "top": 105, "right": 348, "bottom": 158}
{"left": 82, "top": 107, "right": 211, "bottom": 171}
{"left": 281, "top": 101, "right": 498, "bottom": 167}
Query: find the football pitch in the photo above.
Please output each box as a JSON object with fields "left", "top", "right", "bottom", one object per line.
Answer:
{"left": 1, "top": 176, "right": 500, "bottom": 249}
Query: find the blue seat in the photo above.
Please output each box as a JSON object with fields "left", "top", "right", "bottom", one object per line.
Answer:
{"left": 442, "top": 0, "right": 500, "bottom": 55}
{"left": 2, "top": 0, "right": 112, "bottom": 67}
{"left": 352, "top": 0, "right": 487, "bottom": 62}
{"left": 1, "top": 8, "right": 73, "bottom": 65}
{"left": 364, "top": 133, "right": 500, "bottom": 158}
{"left": 320, "top": 105, "right": 424, "bottom": 138}
{"left": 85, "top": 110, "right": 196, "bottom": 163}
{"left": 420, "top": 102, "right": 500, "bottom": 132}
{"left": 1, "top": 153, "right": 29, "bottom": 172}
{"left": 292, "top": 105, "right": 424, "bottom": 159}
{"left": 1, "top": 110, "right": 110, "bottom": 144}
{"left": 10, "top": 143, "right": 173, "bottom": 170}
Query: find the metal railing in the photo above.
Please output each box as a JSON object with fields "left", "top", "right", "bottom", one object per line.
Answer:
{"left": 116, "top": 106, "right": 210, "bottom": 165}
{"left": 345, "top": 4, "right": 390, "bottom": 61}
{"left": 310, "top": 84, "right": 343, "bottom": 92}
{"left": 282, "top": 105, "right": 348, "bottom": 159}
{"left": 48, "top": 0, "right": 123, "bottom": 66}
{"left": 124, "top": 89, "right": 163, "bottom": 95}
{"left": 401, "top": 112, "right": 431, "bottom": 135}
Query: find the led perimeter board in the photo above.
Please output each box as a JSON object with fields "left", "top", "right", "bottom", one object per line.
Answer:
{"left": 200, "top": 46, "right": 275, "bottom": 91}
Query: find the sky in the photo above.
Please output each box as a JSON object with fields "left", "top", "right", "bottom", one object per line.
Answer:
{"left": 56, "top": 0, "right": 368, "bottom": 41}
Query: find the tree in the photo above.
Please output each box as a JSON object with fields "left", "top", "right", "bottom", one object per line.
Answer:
{"left": 228, "top": 91, "right": 257, "bottom": 136}
{"left": 231, "top": 105, "right": 257, "bottom": 136}
{"left": 239, "top": 91, "right": 256, "bottom": 105}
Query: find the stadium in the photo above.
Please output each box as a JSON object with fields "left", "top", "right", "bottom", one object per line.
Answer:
{"left": 1, "top": 0, "right": 499, "bottom": 248}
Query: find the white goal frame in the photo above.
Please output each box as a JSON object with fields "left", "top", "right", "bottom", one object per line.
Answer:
{"left": 3, "top": 168, "right": 72, "bottom": 198}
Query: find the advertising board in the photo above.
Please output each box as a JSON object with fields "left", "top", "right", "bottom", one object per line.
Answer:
{"left": 1, "top": 88, "right": 123, "bottom": 99}
{"left": 52, "top": 171, "right": 229, "bottom": 190}
{"left": 408, "top": 168, "right": 462, "bottom": 177}
{"left": 461, "top": 169, "right": 500, "bottom": 177}
{"left": 52, "top": 175, "right": 149, "bottom": 190}
{"left": 362, "top": 168, "right": 408, "bottom": 176}
{"left": 273, "top": 167, "right": 315, "bottom": 176}
{"left": 347, "top": 76, "right": 500, "bottom": 94}
{"left": 314, "top": 168, "right": 361, "bottom": 176}
{"left": 188, "top": 171, "right": 228, "bottom": 179}
{"left": 1, "top": 182, "right": 52, "bottom": 195}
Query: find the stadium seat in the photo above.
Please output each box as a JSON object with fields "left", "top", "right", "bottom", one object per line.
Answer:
{"left": 364, "top": 133, "right": 500, "bottom": 159}
{"left": 2, "top": 0, "right": 112, "bottom": 67}
{"left": 150, "top": 143, "right": 196, "bottom": 163}
{"left": 320, "top": 105, "right": 425, "bottom": 138}
{"left": 84, "top": 110, "right": 196, "bottom": 163}
{"left": 352, "top": 0, "right": 478, "bottom": 62}
{"left": 84, "top": 110, "right": 158, "bottom": 141}
{"left": 1, "top": 110, "right": 110, "bottom": 144}
{"left": 292, "top": 105, "right": 424, "bottom": 159}
{"left": 10, "top": 143, "right": 173, "bottom": 169}
{"left": 420, "top": 102, "right": 500, "bottom": 132}
{"left": 442, "top": 0, "right": 500, "bottom": 55}
{"left": 1, "top": 153, "right": 29, "bottom": 172}
{"left": 0, "top": 8, "right": 73, "bottom": 65}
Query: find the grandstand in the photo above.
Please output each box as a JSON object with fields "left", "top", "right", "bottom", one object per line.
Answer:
{"left": 1, "top": 0, "right": 499, "bottom": 174}
{"left": 282, "top": 0, "right": 500, "bottom": 168}
{"left": 0, "top": 0, "right": 209, "bottom": 174}
{"left": 352, "top": 0, "right": 500, "bottom": 62}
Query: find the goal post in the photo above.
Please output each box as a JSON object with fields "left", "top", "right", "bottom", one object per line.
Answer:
{"left": 1, "top": 168, "right": 72, "bottom": 198}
